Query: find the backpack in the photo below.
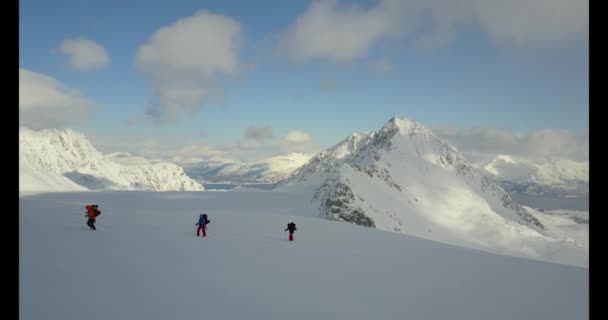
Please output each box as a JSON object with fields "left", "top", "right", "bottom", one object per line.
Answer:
{"left": 91, "top": 205, "right": 100, "bottom": 216}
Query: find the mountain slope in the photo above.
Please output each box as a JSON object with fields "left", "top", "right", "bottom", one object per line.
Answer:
{"left": 275, "top": 117, "right": 587, "bottom": 259}
{"left": 19, "top": 151, "right": 88, "bottom": 192}
{"left": 19, "top": 127, "right": 204, "bottom": 192}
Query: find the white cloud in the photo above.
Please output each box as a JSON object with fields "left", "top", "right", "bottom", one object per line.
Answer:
{"left": 169, "top": 144, "right": 232, "bottom": 163}
{"left": 280, "top": 130, "right": 318, "bottom": 153}
{"left": 470, "top": 0, "right": 589, "bottom": 47}
{"left": 19, "top": 68, "right": 96, "bottom": 129}
{"left": 135, "top": 10, "right": 241, "bottom": 121}
{"left": 277, "top": 0, "right": 401, "bottom": 63}
{"left": 225, "top": 129, "right": 321, "bottom": 159}
{"left": 482, "top": 155, "right": 536, "bottom": 181}
{"left": 92, "top": 127, "right": 319, "bottom": 164}
{"left": 283, "top": 130, "right": 311, "bottom": 144}
{"left": 91, "top": 133, "right": 233, "bottom": 164}
{"left": 278, "top": 0, "right": 588, "bottom": 63}
{"left": 433, "top": 126, "right": 589, "bottom": 163}
{"left": 525, "top": 129, "right": 588, "bottom": 160}
{"left": 59, "top": 38, "right": 109, "bottom": 71}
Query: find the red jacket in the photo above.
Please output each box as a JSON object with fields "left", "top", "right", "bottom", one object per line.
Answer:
{"left": 85, "top": 205, "right": 101, "bottom": 219}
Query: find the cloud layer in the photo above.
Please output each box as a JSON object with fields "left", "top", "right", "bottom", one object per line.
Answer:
{"left": 19, "top": 68, "right": 96, "bottom": 129}
{"left": 280, "top": 130, "right": 317, "bottom": 153}
{"left": 135, "top": 10, "right": 241, "bottom": 120}
{"left": 278, "top": 0, "right": 588, "bottom": 63}
{"left": 433, "top": 126, "right": 589, "bottom": 164}
{"left": 59, "top": 38, "right": 109, "bottom": 71}
{"left": 238, "top": 127, "right": 275, "bottom": 150}
{"left": 91, "top": 126, "right": 320, "bottom": 165}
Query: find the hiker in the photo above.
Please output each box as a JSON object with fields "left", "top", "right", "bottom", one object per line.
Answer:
{"left": 285, "top": 222, "right": 297, "bottom": 241}
{"left": 196, "top": 213, "right": 210, "bottom": 237}
{"left": 85, "top": 204, "right": 101, "bottom": 230}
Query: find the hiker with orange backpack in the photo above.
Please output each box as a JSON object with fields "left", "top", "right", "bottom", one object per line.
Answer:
{"left": 85, "top": 204, "right": 101, "bottom": 230}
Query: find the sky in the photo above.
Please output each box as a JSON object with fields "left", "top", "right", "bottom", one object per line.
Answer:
{"left": 19, "top": 0, "right": 589, "bottom": 163}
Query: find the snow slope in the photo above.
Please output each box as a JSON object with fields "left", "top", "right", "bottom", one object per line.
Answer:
{"left": 277, "top": 117, "right": 587, "bottom": 265}
{"left": 106, "top": 152, "right": 153, "bottom": 166}
{"left": 19, "top": 151, "right": 88, "bottom": 193}
{"left": 525, "top": 207, "right": 588, "bottom": 247}
{"left": 19, "top": 127, "right": 204, "bottom": 192}
{"left": 20, "top": 191, "right": 588, "bottom": 320}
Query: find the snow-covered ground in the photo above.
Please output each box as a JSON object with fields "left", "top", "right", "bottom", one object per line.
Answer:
{"left": 20, "top": 190, "right": 588, "bottom": 320}
{"left": 526, "top": 206, "right": 588, "bottom": 247}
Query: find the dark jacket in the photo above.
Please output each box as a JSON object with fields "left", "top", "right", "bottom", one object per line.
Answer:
{"left": 197, "top": 214, "right": 209, "bottom": 226}
{"left": 285, "top": 222, "right": 297, "bottom": 232}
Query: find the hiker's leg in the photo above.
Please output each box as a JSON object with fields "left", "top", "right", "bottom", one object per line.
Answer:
{"left": 197, "top": 225, "right": 202, "bottom": 236}
{"left": 202, "top": 226, "right": 207, "bottom": 237}
{"left": 87, "top": 218, "right": 96, "bottom": 230}
{"left": 289, "top": 232, "right": 293, "bottom": 241}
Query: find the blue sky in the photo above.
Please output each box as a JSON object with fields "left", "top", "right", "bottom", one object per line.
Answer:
{"left": 19, "top": 0, "right": 588, "bottom": 161}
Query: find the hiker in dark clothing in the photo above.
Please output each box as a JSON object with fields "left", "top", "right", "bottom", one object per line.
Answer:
{"left": 196, "top": 213, "right": 210, "bottom": 237}
{"left": 85, "top": 204, "right": 101, "bottom": 230}
{"left": 285, "top": 222, "right": 297, "bottom": 241}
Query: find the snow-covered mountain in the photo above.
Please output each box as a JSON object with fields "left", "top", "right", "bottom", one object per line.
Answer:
{"left": 19, "top": 127, "right": 204, "bottom": 192}
{"left": 277, "top": 116, "right": 560, "bottom": 255}
{"left": 182, "top": 153, "right": 312, "bottom": 184}
{"left": 482, "top": 155, "right": 588, "bottom": 196}
{"left": 106, "top": 152, "right": 154, "bottom": 166}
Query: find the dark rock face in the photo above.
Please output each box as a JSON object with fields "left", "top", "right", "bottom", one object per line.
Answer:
{"left": 315, "top": 181, "right": 375, "bottom": 228}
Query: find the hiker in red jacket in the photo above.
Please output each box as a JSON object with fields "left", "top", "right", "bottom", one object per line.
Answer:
{"left": 85, "top": 205, "right": 101, "bottom": 230}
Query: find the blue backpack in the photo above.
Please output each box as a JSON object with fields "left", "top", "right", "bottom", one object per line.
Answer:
{"left": 198, "top": 214, "right": 209, "bottom": 225}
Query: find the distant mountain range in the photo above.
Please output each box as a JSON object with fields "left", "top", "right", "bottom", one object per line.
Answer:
{"left": 181, "top": 153, "right": 312, "bottom": 184}
{"left": 20, "top": 127, "right": 204, "bottom": 193}
{"left": 480, "top": 155, "right": 588, "bottom": 197}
